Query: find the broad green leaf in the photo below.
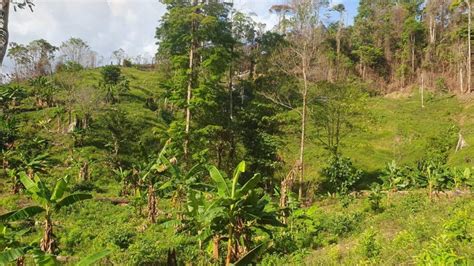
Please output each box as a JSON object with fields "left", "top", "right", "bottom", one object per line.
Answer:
{"left": 0, "top": 247, "right": 28, "bottom": 264}
{"left": 158, "top": 180, "right": 173, "bottom": 190}
{"left": 232, "top": 243, "right": 264, "bottom": 266}
{"left": 186, "top": 163, "right": 203, "bottom": 179}
{"left": 31, "top": 249, "right": 58, "bottom": 266}
{"left": 76, "top": 249, "right": 112, "bottom": 266}
{"left": 19, "top": 172, "right": 39, "bottom": 194}
{"left": 51, "top": 177, "right": 67, "bottom": 202}
{"left": 208, "top": 166, "right": 230, "bottom": 197}
{"left": 231, "top": 161, "right": 246, "bottom": 198}
{"left": 236, "top": 174, "right": 261, "bottom": 198}
{"left": 35, "top": 176, "right": 52, "bottom": 204}
{"left": 55, "top": 193, "right": 92, "bottom": 210}
{"left": 0, "top": 206, "right": 45, "bottom": 222}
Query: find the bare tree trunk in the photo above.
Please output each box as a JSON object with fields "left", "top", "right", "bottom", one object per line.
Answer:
{"left": 184, "top": 0, "right": 198, "bottom": 159}
{"left": 421, "top": 73, "right": 425, "bottom": 108}
{"left": 0, "top": 0, "right": 9, "bottom": 66}
{"left": 411, "top": 35, "right": 416, "bottom": 74}
{"left": 147, "top": 184, "right": 157, "bottom": 223}
{"left": 335, "top": 14, "right": 342, "bottom": 80}
{"left": 229, "top": 55, "right": 233, "bottom": 121}
{"left": 298, "top": 56, "right": 308, "bottom": 202}
{"left": 460, "top": 65, "right": 464, "bottom": 94}
{"left": 429, "top": 14, "right": 436, "bottom": 45}
{"left": 468, "top": 0, "right": 472, "bottom": 93}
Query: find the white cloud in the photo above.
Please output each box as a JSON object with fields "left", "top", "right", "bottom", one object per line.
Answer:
{"left": 6, "top": 0, "right": 341, "bottom": 72}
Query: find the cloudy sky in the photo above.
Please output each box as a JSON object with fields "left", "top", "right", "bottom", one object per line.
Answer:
{"left": 4, "top": 0, "right": 358, "bottom": 71}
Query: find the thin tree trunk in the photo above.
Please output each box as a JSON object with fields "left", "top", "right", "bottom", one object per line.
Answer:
{"left": 298, "top": 56, "right": 308, "bottom": 202}
{"left": 468, "top": 0, "right": 472, "bottom": 93}
{"left": 184, "top": 0, "right": 198, "bottom": 159}
{"left": 147, "top": 184, "right": 157, "bottom": 223}
{"left": 421, "top": 73, "right": 425, "bottom": 108}
{"left": 0, "top": 0, "right": 9, "bottom": 66}
{"left": 411, "top": 35, "right": 416, "bottom": 74}
{"left": 229, "top": 54, "right": 233, "bottom": 121}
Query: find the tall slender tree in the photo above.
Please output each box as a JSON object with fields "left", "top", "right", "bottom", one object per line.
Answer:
{"left": 0, "top": 0, "right": 10, "bottom": 66}
{"left": 0, "top": 0, "right": 34, "bottom": 67}
{"left": 271, "top": 0, "right": 328, "bottom": 201}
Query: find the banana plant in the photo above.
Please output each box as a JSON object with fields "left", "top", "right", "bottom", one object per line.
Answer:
{"left": 0, "top": 224, "right": 111, "bottom": 266}
{"left": 191, "top": 161, "right": 283, "bottom": 265}
{"left": 0, "top": 173, "right": 92, "bottom": 254}
{"left": 19, "top": 152, "right": 51, "bottom": 179}
{"left": 0, "top": 223, "right": 32, "bottom": 265}
{"left": 7, "top": 168, "right": 22, "bottom": 194}
{"left": 112, "top": 167, "right": 132, "bottom": 196}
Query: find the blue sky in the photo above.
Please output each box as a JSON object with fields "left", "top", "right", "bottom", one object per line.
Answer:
{"left": 3, "top": 0, "right": 359, "bottom": 71}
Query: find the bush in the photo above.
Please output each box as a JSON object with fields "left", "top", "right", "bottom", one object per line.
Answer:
{"left": 108, "top": 229, "right": 136, "bottom": 250}
{"left": 358, "top": 229, "right": 381, "bottom": 259}
{"left": 322, "top": 156, "right": 362, "bottom": 194}
{"left": 435, "top": 77, "right": 448, "bottom": 92}
{"left": 123, "top": 59, "right": 133, "bottom": 67}
{"left": 417, "top": 235, "right": 467, "bottom": 265}
{"left": 380, "top": 161, "right": 411, "bottom": 191}
{"left": 101, "top": 65, "right": 122, "bottom": 85}
{"left": 56, "top": 61, "right": 84, "bottom": 72}
{"left": 443, "top": 210, "right": 472, "bottom": 242}
{"left": 367, "top": 184, "right": 384, "bottom": 212}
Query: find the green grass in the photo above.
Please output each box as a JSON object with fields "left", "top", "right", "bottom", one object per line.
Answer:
{"left": 281, "top": 89, "right": 471, "bottom": 187}
{"left": 261, "top": 191, "right": 473, "bottom": 265}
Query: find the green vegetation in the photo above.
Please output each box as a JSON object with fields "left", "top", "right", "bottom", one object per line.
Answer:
{"left": 1, "top": 0, "right": 473, "bottom": 265}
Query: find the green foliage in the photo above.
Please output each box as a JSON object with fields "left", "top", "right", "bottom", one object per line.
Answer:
{"left": 56, "top": 61, "right": 84, "bottom": 72}
{"left": 0, "top": 115, "right": 18, "bottom": 149}
{"left": 101, "top": 65, "right": 122, "bottom": 85}
{"left": 367, "top": 184, "right": 383, "bottom": 212}
{"left": 312, "top": 81, "right": 368, "bottom": 155}
{"left": 184, "top": 161, "right": 283, "bottom": 264}
{"left": 417, "top": 235, "right": 467, "bottom": 265}
{"left": 0, "top": 85, "right": 27, "bottom": 111}
{"left": 380, "top": 161, "right": 411, "bottom": 191}
{"left": 321, "top": 156, "right": 362, "bottom": 194}
{"left": 358, "top": 229, "right": 381, "bottom": 259}
{"left": 443, "top": 210, "right": 472, "bottom": 242}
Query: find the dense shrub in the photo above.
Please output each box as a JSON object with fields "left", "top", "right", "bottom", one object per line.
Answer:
{"left": 358, "top": 229, "right": 381, "bottom": 259}
{"left": 101, "top": 65, "right": 122, "bottom": 85}
{"left": 322, "top": 156, "right": 362, "bottom": 194}
{"left": 56, "top": 61, "right": 84, "bottom": 72}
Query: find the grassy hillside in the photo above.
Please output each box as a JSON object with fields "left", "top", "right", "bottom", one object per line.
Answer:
{"left": 1, "top": 67, "right": 473, "bottom": 264}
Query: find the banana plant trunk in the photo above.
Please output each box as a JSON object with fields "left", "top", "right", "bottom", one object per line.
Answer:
{"left": 16, "top": 256, "right": 25, "bottom": 266}
{"left": 225, "top": 226, "right": 234, "bottom": 266}
{"left": 147, "top": 184, "right": 157, "bottom": 223}
{"left": 212, "top": 235, "right": 220, "bottom": 261}
{"left": 40, "top": 215, "right": 55, "bottom": 254}
{"left": 0, "top": 0, "right": 9, "bottom": 66}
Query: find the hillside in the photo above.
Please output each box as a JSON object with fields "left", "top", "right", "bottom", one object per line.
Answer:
{"left": 1, "top": 67, "right": 473, "bottom": 265}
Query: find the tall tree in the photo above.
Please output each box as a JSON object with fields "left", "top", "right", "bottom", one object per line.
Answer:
{"left": 451, "top": 0, "right": 472, "bottom": 92}
{"left": 0, "top": 0, "right": 10, "bottom": 66}
{"left": 0, "top": 0, "right": 34, "bottom": 67}
{"left": 59, "top": 37, "right": 96, "bottom": 68}
{"left": 272, "top": 0, "right": 328, "bottom": 201}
